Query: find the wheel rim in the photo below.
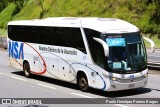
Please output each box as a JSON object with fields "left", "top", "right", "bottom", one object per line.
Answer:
{"left": 79, "top": 77, "right": 88, "bottom": 90}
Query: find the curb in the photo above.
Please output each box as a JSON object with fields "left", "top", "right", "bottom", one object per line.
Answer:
{"left": 148, "top": 62, "right": 160, "bottom": 68}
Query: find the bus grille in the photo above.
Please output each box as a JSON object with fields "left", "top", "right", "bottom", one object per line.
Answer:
{"left": 116, "top": 76, "right": 144, "bottom": 83}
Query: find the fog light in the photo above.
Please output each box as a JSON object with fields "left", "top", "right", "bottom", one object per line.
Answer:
{"left": 144, "top": 73, "right": 148, "bottom": 78}
{"left": 111, "top": 77, "right": 117, "bottom": 81}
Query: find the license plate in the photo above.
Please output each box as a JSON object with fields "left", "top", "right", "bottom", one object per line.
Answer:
{"left": 129, "top": 84, "right": 134, "bottom": 88}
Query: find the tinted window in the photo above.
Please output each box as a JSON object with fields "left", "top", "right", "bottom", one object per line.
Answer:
{"left": 57, "top": 27, "right": 86, "bottom": 53}
{"left": 8, "top": 25, "right": 86, "bottom": 53}
{"left": 84, "top": 28, "right": 106, "bottom": 69}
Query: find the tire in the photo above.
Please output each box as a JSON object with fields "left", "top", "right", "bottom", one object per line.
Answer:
{"left": 78, "top": 74, "right": 89, "bottom": 91}
{"left": 23, "top": 62, "right": 31, "bottom": 78}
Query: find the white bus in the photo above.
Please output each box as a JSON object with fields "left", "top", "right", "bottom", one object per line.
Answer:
{"left": 7, "top": 17, "right": 154, "bottom": 91}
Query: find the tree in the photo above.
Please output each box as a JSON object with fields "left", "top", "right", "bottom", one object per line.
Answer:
{"left": 35, "top": 0, "right": 44, "bottom": 11}
{"left": 35, "top": 0, "right": 44, "bottom": 18}
{"left": 0, "top": 0, "right": 9, "bottom": 12}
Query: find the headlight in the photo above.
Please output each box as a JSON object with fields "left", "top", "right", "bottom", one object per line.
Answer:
{"left": 111, "top": 77, "right": 117, "bottom": 81}
{"left": 102, "top": 72, "right": 118, "bottom": 81}
{"left": 144, "top": 73, "right": 148, "bottom": 78}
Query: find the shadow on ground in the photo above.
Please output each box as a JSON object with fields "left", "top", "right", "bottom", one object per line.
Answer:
{"left": 148, "top": 66, "right": 160, "bottom": 71}
{"left": 12, "top": 71, "right": 152, "bottom": 98}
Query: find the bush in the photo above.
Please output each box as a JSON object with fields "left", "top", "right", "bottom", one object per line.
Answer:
{"left": 13, "top": 0, "right": 43, "bottom": 20}
{"left": 0, "top": 3, "right": 17, "bottom": 29}
{"left": 1, "top": 0, "right": 160, "bottom": 36}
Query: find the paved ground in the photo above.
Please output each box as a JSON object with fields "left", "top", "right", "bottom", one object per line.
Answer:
{"left": 0, "top": 51, "right": 160, "bottom": 107}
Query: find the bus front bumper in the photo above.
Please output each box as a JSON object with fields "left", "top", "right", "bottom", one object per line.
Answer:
{"left": 106, "top": 77, "right": 148, "bottom": 91}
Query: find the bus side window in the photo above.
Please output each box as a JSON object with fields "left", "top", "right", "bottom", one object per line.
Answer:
{"left": 84, "top": 28, "right": 106, "bottom": 69}
{"left": 49, "top": 27, "right": 60, "bottom": 46}
{"left": 42, "top": 27, "right": 51, "bottom": 45}
{"left": 57, "top": 27, "right": 86, "bottom": 54}
{"left": 17, "top": 26, "right": 23, "bottom": 42}
{"left": 16, "top": 26, "right": 33, "bottom": 43}
{"left": 57, "top": 27, "right": 68, "bottom": 47}
{"left": 8, "top": 25, "right": 14, "bottom": 40}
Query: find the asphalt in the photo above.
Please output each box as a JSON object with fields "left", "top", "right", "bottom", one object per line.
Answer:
{"left": 0, "top": 51, "right": 160, "bottom": 107}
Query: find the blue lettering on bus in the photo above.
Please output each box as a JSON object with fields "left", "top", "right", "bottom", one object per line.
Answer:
{"left": 8, "top": 41, "right": 24, "bottom": 59}
{"left": 129, "top": 75, "right": 134, "bottom": 79}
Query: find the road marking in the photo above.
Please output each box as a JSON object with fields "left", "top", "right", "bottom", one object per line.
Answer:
{"left": 10, "top": 76, "right": 26, "bottom": 81}
{"left": 37, "top": 83, "right": 56, "bottom": 90}
{"left": 115, "top": 104, "right": 129, "bottom": 107}
{"left": 0, "top": 73, "right": 3, "bottom": 75}
{"left": 72, "top": 93, "right": 93, "bottom": 98}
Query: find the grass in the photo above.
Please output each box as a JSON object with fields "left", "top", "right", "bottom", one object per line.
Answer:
{"left": 13, "top": 0, "right": 43, "bottom": 20}
{"left": 0, "top": 0, "right": 159, "bottom": 33}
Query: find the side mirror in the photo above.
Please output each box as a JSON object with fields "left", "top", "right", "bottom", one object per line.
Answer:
{"left": 93, "top": 37, "right": 109, "bottom": 57}
{"left": 142, "top": 36, "right": 155, "bottom": 53}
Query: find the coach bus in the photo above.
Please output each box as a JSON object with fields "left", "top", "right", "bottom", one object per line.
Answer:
{"left": 7, "top": 17, "right": 155, "bottom": 91}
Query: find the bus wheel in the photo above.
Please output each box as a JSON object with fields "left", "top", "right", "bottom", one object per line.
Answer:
{"left": 78, "top": 74, "right": 89, "bottom": 91}
{"left": 23, "top": 62, "right": 31, "bottom": 78}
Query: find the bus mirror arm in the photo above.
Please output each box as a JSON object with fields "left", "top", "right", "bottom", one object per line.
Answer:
{"left": 93, "top": 37, "right": 109, "bottom": 57}
{"left": 142, "top": 36, "right": 155, "bottom": 53}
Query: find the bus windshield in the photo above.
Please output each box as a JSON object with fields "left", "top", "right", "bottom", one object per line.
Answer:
{"left": 103, "top": 32, "right": 147, "bottom": 74}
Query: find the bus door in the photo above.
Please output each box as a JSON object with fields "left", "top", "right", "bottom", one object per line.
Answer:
{"left": 91, "top": 38, "right": 106, "bottom": 89}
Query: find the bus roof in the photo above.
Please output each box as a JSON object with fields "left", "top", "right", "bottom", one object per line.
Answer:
{"left": 8, "top": 17, "right": 139, "bottom": 33}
